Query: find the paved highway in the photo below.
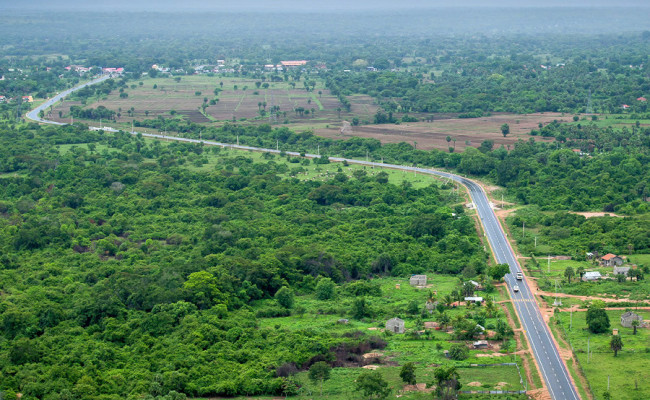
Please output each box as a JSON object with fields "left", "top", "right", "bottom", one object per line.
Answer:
{"left": 27, "top": 79, "right": 580, "bottom": 400}
{"left": 26, "top": 75, "right": 110, "bottom": 124}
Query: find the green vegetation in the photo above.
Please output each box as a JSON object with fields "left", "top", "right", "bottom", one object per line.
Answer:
{"left": 0, "top": 124, "right": 515, "bottom": 399}
{"left": 554, "top": 309, "right": 650, "bottom": 400}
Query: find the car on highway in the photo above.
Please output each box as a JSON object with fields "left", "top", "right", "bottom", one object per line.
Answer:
{"left": 516, "top": 272, "right": 523, "bottom": 280}
{"left": 513, "top": 285, "right": 520, "bottom": 292}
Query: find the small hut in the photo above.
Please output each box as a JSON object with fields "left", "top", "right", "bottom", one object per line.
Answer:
{"left": 409, "top": 275, "right": 427, "bottom": 287}
{"left": 621, "top": 311, "right": 643, "bottom": 328}
{"left": 386, "top": 317, "right": 405, "bottom": 334}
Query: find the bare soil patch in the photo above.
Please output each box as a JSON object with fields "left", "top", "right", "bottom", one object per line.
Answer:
{"left": 571, "top": 211, "right": 624, "bottom": 218}
{"left": 315, "top": 113, "right": 566, "bottom": 151}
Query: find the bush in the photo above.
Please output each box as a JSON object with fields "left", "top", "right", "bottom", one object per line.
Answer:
{"left": 448, "top": 344, "right": 469, "bottom": 360}
{"left": 255, "top": 306, "right": 291, "bottom": 318}
{"left": 315, "top": 278, "right": 336, "bottom": 300}
{"left": 274, "top": 286, "right": 295, "bottom": 309}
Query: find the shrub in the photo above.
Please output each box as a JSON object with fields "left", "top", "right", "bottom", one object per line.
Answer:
{"left": 448, "top": 344, "right": 469, "bottom": 360}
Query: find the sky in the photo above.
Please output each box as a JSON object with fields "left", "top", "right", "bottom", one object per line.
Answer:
{"left": 4, "top": 0, "right": 650, "bottom": 12}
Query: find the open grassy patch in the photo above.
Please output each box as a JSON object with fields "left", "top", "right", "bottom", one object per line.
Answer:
{"left": 553, "top": 309, "right": 650, "bottom": 400}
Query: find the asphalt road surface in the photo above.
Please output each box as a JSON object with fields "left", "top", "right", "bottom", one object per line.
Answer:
{"left": 27, "top": 79, "right": 580, "bottom": 400}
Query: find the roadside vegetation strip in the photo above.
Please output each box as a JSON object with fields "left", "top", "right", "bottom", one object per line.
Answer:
{"left": 555, "top": 309, "right": 650, "bottom": 400}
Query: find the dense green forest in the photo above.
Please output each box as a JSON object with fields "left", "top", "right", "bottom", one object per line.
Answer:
{"left": 2, "top": 7, "right": 650, "bottom": 399}
{"left": 0, "top": 123, "right": 489, "bottom": 399}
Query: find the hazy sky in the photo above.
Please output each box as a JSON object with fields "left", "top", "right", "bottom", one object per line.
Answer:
{"left": 5, "top": 0, "right": 650, "bottom": 12}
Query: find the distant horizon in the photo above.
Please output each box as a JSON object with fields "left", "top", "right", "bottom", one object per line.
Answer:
{"left": 4, "top": 0, "right": 650, "bottom": 12}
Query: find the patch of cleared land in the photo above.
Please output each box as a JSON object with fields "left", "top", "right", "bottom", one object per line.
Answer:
{"left": 315, "top": 112, "right": 564, "bottom": 151}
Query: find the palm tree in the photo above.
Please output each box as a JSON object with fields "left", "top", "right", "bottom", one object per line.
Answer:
{"left": 610, "top": 334, "right": 623, "bottom": 357}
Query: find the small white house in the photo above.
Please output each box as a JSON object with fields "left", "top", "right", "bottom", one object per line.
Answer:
{"left": 582, "top": 271, "right": 602, "bottom": 281}
{"left": 464, "top": 296, "right": 483, "bottom": 303}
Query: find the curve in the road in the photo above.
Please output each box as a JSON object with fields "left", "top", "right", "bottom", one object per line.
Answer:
{"left": 27, "top": 79, "right": 580, "bottom": 400}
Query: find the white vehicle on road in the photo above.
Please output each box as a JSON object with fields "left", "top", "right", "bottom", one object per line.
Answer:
{"left": 513, "top": 285, "right": 520, "bottom": 292}
{"left": 516, "top": 272, "right": 523, "bottom": 280}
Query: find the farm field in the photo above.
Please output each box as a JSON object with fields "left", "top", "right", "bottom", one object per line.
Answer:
{"left": 552, "top": 309, "right": 650, "bottom": 400}
{"left": 48, "top": 75, "right": 567, "bottom": 152}
{"left": 314, "top": 112, "right": 563, "bottom": 151}
{"left": 49, "top": 75, "right": 377, "bottom": 127}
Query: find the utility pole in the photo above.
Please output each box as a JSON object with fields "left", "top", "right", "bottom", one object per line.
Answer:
{"left": 276, "top": 140, "right": 279, "bottom": 151}
{"left": 548, "top": 255, "right": 551, "bottom": 274}
{"left": 535, "top": 237, "right": 537, "bottom": 248}
{"left": 237, "top": 135, "right": 239, "bottom": 146}
{"left": 523, "top": 221, "right": 525, "bottom": 237}
{"left": 570, "top": 308, "right": 573, "bottom": 331}
{"left": 587, "top": 336, "right": 590, "bottom": 363}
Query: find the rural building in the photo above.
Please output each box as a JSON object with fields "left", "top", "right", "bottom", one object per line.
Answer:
{"left": 601, "top": 254, "right": 624, "bottom": 267}
{"left": 582, "top": 271, "right": 602, "bottom": 281}
{"left": 464, "top": 296, "right": 483, "bottom": 304}
{"left": 386, "top": 317, "right": 405, "bottom": 334}
{"left": 473, "top": 340, "right": 489, "bottom": 349}
{"left": 637, "top": 97, "right": 647, "bottom": 102}
{"left": 620, "top": 312, "right": 643, "bottom": 328}
{"left": 469, "top": 280, "right": 483, "bottom": 290}
{"left": 409, "top": 275, "right": 427, "bottom": 287}
{"left": 102, "top": 67, "right": 124, "bottom": 75}
{"left": 613, "top": 266, "right": 631, "bottom": 276}
{"left": 0, "top": 96, "right": 6, "bottom": 103}
{"left": 425, "top": 300, "right": 437, "bottom": 314}
{"left": 337, "top": 319, "right": 349, "bottom": 325}
{"left": 280, "top": 60, "right": 308, "bottom": 68}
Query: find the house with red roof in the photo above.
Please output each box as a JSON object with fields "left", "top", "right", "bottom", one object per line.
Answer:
{"left": 637, "top": 97, "right": 647, "bottom": 102}
{"left": 622, "top": 104, "right": 630, "bottom": 109}
{"left": 600, "top": 253, "right": 624, "bottom": 267}
{"left": 103, "top": 67, "right": 124, "bottom": 75}
{"left": 280, "top": 60, "right": 308, "bottom": 68}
